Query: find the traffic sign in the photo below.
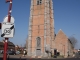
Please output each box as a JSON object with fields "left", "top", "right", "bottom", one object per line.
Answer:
{"left": 3, "top": 15, "right": 14, "bottom": 23}
{"left": 4, "top": 28, "right": 11, "bottom": 35}
{"left": 1, "top": 15, "right": 15, "bottom": 37}
{"left": 1, "top": 22, "right": 14, "bottom": 38}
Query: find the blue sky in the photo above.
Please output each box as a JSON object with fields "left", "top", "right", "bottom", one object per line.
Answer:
{"left": 0, "top": 0, "right": 80, "bottom": 49}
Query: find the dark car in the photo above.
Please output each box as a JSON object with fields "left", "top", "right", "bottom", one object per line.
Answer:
{"left": 7, "top": 51, "right": 16, "bottom": 55}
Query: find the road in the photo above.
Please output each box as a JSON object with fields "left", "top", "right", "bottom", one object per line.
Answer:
{"left": 0, "top": 54, "right": 80, "bottom": 60}
{"left": 0, "top": 57, "right": 80, "bottom": 60}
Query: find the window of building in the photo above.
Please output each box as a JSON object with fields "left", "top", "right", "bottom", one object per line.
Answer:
{"left": 49, "top": 1, "right": 51, "bottom": 8}
{"left": 36, "top": 37, "right": 41, "bottom": 47}
{"left": 37, "top": 0, "right": 42, "bottom": 5}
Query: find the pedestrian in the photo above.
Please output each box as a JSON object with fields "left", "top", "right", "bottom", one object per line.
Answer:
{"left": 23, "top": 50, "right": 26, "bottom": 57}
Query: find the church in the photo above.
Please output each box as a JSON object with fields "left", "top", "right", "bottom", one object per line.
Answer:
{"left": 26, "top": 0, "right": 74, "bottom": 58}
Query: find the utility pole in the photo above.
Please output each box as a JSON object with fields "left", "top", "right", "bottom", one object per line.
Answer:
{"left": 3, "top": 0, "right": 12, "bottom": 60}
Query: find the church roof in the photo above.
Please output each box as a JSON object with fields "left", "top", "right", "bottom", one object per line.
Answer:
{"left": 0, "top": 40, "right": 15, "bottom": 46}
{"left": 58, "top": 29, "right": 65, "bottom": 34}
{"left": 58, "top": 29, "right": 67, "bottom": 36}
{"left": 55, "top": 29, "right": 68, "bottom": 40}
{"left": 55, "top": 29, "right": 73, "bottom": 44}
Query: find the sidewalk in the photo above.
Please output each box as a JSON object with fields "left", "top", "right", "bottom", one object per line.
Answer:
{"left": 0, "top": 54, "right": 73, "bottom": 59}
{"left": 0, "top": 54, "right": 31, "bottom": 58}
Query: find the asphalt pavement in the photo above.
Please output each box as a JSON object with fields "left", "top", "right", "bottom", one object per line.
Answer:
{"left": 0, "top": 58, "right": 80, "bottom": 60}
{"left": 0, "top": 54, "right": 80, "bottom": 60}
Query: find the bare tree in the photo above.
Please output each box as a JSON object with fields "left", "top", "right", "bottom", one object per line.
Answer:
{"left": 68, "top": 36, "right": 77, "bottom": 48}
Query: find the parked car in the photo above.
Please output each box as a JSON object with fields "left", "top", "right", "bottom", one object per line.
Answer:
{"left": 7, "top": 50, "right": 16, "bottom": 55}
{"left": 16, "top": 51, "right": 20, "bottom": 55}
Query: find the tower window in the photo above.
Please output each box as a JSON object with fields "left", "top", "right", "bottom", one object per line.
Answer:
{"left": 36, "top": 37, "right": 41, "bottom": 47}
{"left": 49, "top": 1, "right": 51, "bottom": 8}
{"left": 37, "top": 0, "right": 42, "bottom": 5}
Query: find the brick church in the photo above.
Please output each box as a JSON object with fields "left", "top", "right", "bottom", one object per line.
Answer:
{"left": 26, "top": 0, "right": 74, "bottom": 58}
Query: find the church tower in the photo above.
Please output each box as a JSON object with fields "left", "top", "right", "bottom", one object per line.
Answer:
{"left": 27, "top": 0, "right": 55, "bottom": 57}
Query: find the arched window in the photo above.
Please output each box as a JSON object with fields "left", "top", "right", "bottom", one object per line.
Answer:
{"left": 36, "top": 37, "right": 41, "bottom": 47}
{"left": 37, "top": 0, "right": 42, "bottom": 5}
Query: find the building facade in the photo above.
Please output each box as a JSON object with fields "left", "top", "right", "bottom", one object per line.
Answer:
{"left": 27, "top": 0, "right": 74, "bottom": 58}
{"left": 0, "top": 40, "right": 15, "bottom": 50}
{"left": 54, "top": 29, "right": 74, "bottom": 57}
{"left": 27, "top": 0, "right": 54, "bottom": 57}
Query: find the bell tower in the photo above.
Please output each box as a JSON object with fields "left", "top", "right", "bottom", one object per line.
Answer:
{"left": 27, "top": 0, "right": 55, "bottom": 57}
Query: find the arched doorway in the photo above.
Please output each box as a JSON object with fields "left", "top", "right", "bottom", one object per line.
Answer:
{"left": 36, "top": 37, "right": 41, "bottom": 56}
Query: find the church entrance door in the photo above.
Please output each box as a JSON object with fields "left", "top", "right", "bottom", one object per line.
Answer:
{"left": 36, "top": 49, "right": 41, "bottom": 56}
{"left": 36, "top": 37, "right": 41, "bottom": 56}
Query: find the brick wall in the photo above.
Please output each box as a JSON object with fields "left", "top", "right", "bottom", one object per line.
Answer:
{"left": 54, "top": 29, "right": 70, "bottom": 57}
